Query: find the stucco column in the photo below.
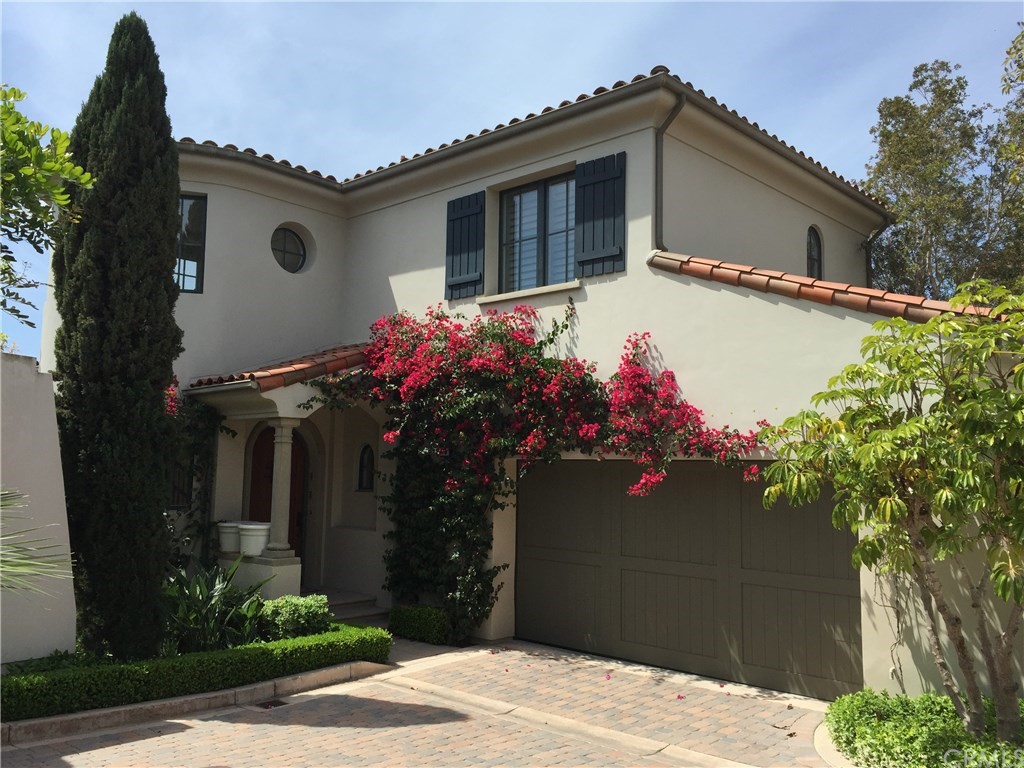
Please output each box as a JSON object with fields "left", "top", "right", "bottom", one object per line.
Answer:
{"left": 266, "top": 417, "right": 300, "bottom": 556}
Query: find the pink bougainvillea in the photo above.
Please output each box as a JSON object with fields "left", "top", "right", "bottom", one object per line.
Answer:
{"left": 308, "top": 303, "right": 765, "bottom": 641}
{"left": 603, "top": 333, "right": 761, "bottom": 494}
{"left": 163, "top": 375, "right": 180, "bottom": 417}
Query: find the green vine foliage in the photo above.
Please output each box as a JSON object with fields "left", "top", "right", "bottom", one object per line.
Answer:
{"left": 165, "top": 379, "right": 234, "bottom": 568}
{"left": 309, "top": 304, "right": 759, "bottom": 644}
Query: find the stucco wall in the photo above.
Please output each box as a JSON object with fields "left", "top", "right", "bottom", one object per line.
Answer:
{"left": 318, "top": 406, "right": 389, "bottom": 603}
{"left": 0, "top": 353, "right": 77, "bottom": 663}
{"left": 861, "top": 559, "right": 1024, "bottom": 697}
{"left": 662, "top": 107, "right": 878, "bottom": 285}
{"left": 174, "top": 157, "right": 351, "bottom": 385}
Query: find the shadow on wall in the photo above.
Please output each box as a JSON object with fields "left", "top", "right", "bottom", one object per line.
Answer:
{"left": 863, "top": 566, "right": 1024, "bottom": 698}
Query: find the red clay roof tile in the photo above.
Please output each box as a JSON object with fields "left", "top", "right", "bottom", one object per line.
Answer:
{"left": 177, "top": 67, "right": 882, "bottom": 207}
{"left": 189, "top": 342, "right": 367, "bottom": 394}
{"left": 648, "top": 252, "right": 976, "bottom": 322}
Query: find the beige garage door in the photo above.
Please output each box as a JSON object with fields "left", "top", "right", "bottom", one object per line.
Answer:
{"left": 515, "top": 460, "right": 862, "bottom": 700}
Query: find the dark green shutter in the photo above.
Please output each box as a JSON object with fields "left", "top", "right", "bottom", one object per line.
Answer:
{"left": 445, "top": 191, "right": 485, "bottom": 299}
{"left": 575, "top": 152, "right": 626, "bottom": 278}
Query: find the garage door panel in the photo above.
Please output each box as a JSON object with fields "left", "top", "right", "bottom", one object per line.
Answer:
{"left": 517, "top": 557, "right": 600, "bottom": 651}
{"left": 518, "top": 462, "right": 608, "bottom": 554}
{"left": 620, "top": 569, "right": 718, "bottom": 658}
{"left": 740, "top": 583, "right": 862, "bottom": 693}
{"left": 621, "top": 473, "right": 717, "bottom": 566}
{"left": 741, "top": 483, "right": 858, "bottom": 582}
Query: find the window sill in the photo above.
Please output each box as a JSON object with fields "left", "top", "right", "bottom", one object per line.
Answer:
{"left": 476, "top": 280, "right": 581, "bottom": 306}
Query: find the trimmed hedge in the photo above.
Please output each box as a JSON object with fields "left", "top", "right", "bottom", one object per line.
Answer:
{"left": 261, "top": 594, "right": 333, "bottom": 640}
{"left": 388, "top": 604, "right": 451, "bottom": 645}
{"left": 826, "top": 689, "right": 1024, "bottom": 768}
{"left": 1, "top": 624, "right": 391, "bottom": 722}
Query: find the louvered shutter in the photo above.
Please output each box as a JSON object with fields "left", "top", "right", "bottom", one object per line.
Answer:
{"left": 445, "top": 191, "right": 485, "bottom": 299}
{"left": 574, "top": 152, "right": 626, "bottom": 278}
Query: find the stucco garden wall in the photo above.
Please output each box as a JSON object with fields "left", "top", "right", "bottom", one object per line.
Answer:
{"left": 0, "top": 353, "right": 77, "bottom": 663}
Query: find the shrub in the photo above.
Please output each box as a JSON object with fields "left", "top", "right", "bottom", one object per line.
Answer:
{"left": 260, "top": 594, "right": 332, "bottom": 640}
{"left": 826, "top": 689, "right": 1024, "bottom": 768}
{"left": 1, "top": 624, "right": 392, "bottom": 721}
{"left": 389, "top": 604, "right": 452, "bottom": 645}
{"left": 162, "top": 559, "right": 266, "bottom": 654}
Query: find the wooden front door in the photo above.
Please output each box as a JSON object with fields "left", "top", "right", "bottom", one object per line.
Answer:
{"left": 249, "top": 426, "right": 308, "bottom": 557}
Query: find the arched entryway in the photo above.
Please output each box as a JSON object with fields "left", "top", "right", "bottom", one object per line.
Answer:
{"left": 249, "top": 426, "right": 308, "bottom": 558}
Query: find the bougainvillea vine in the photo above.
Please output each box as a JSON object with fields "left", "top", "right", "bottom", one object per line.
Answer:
{"left": 307, "top": 304, "right": 762, "bottom": 641}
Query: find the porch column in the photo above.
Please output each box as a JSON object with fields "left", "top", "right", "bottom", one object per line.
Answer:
{"left": 266, "top": 417, "right": 300, "bottom": 556}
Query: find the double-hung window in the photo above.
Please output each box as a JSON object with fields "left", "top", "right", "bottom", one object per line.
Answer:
{"left": 175, "top": 195, "right": 207, "bottom": 293}
{"left": 444, "top": 152, "right": 626, "bottom": 299}
{"left": 500, "top": 173, "right": 575, "bottom": 292}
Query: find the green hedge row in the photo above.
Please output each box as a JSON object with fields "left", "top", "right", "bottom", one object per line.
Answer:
{"left": 388, "top": 605, "right": 452, "bottom": 645}
{"left": 1, "top": 624, "right": 391, "bottom": 722}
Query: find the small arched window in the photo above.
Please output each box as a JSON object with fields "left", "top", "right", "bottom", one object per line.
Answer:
{"left": 357, "top": 445, "right": 375, "bottom": 491}
{"left": 807, "top": 227, "right": 823, "bottom": 279}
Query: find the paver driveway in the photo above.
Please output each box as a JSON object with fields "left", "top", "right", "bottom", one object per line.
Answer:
{"left": 1, "top": 640, "right": 837, "bottom": 767}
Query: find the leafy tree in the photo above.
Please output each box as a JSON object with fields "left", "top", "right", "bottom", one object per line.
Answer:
{"left": 865, "top": 56, "right": 1023, "bottom": 298}
{"left": 0, "top": 86, "right": 93, "bottom": 330}
{"left": 53, "top": 13, "right": 183, "bottom": 660}
{"left": 1000, "top": 24, "right": 1024, "bottom": 201}
{"left": 761, "top": 281, "right": 1023, "bottom": 744}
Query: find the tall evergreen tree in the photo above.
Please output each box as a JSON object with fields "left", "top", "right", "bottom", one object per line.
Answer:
{"left": 53, "top": 12, "right": 183, "bottom": 659}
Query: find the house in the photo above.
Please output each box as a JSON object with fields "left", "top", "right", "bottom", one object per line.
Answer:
{"left": 39, "top": 66, "right": 1022, "bottom": 699}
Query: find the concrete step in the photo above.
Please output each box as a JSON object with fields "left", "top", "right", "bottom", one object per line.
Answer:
{"left": 307, "top": 588, "right": 389, "bottom": 627}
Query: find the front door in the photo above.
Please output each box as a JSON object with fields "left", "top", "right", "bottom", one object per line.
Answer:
{"left": 249, "top": 426, "right": 308, "bottom": 557}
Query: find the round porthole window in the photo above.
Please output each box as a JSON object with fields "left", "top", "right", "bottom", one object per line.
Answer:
{"left": 271, "top": 227, "right": 306, "bottom": 273}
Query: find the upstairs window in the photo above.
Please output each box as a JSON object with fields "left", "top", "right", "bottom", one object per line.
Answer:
{"left": 807, "top": 226, "right": 823, "bottom": 279}
{"left": 444, "top": 152, "right": 626, "bottom": 299}
{"left": 175, "top": 195, "right": 207, "bottom": 293}
{"left": 500, "top": 173, "right": 575, "bottom": 292}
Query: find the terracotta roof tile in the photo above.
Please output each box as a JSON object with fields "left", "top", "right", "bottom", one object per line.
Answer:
{"left": 737, "top": 272, "right": 771, "bottom": 292}
{"left": 176, "top": 66, "right": 883, "bottom": 207}
{"left": 797, "top": 284, "right": 835, "bottom": 305}
{"left": 189, "top": 342, "right": 367, "bottom": 393}
{"left": 648, "top": 252, "right": 977, "bottom": 322}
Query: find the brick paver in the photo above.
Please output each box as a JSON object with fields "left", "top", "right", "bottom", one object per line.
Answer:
{"left": 1, "top": 641, "right": 830, "bottom": 767}
{"left": 398, "top": 643, "right": 827, "bottom": 768}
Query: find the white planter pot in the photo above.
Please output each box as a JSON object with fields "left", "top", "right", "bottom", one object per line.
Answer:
{"left": 237, "top": 522, "right": 271, "bottom": 557}
{"left": 217, "top": 521, "right": 241, "bottom": 553}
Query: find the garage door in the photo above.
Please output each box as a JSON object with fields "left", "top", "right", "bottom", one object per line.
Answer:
{"left": 515, "top": 460, "right": 862, "bottom": 700}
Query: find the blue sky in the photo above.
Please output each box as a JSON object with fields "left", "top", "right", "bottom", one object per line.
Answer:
{"left": 2, "top": 1, "right": 1020, "bottom": 357}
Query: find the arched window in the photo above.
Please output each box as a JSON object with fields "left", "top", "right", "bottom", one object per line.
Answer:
{"left": 807, "top": 227, "right": 823, "bottom": 279}
{"left": 357, "top": 445, "right": 375, "bottom": 491}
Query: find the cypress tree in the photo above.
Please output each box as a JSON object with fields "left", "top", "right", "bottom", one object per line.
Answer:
{"left": 53, "top": 12, "right": 183, "bottom": 659}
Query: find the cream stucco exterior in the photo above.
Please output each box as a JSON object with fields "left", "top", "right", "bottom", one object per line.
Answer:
{"left": 37, "top": 69, "right": 1019, "bottom": 695}
{"left": 0, "top": 353, "right": 77, "bottom": 663}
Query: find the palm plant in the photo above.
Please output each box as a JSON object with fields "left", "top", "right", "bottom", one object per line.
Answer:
{"left": 0, "top": 487, "right": 72, "bottom": 594}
